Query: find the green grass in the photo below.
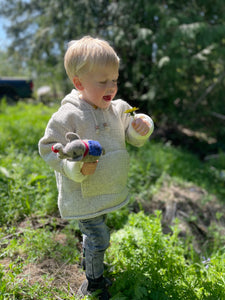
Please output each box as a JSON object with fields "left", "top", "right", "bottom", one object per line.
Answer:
{"left": 0, "top": 101, "right": 58, "bottom": 224}
{"left": 127, "top": 141, "right": 225, "bottom": 201}
{"left": 0, "top": 101, "right": 225, "bottom": 299}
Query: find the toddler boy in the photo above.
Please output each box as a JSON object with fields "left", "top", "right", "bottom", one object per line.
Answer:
{"left": 39, "top": 36, "right": 154, "bottom": 299}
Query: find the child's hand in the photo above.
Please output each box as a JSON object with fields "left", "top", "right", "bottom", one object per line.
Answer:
{"left": 132, "top": 117, "right": 150, "bottom": 136}
{"left": 81, "top": 161, "right": 98, "bottom": 175}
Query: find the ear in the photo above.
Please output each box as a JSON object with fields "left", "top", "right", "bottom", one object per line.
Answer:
{"left": 73, "top": 76, "right": 84, "bottom": 91}
{"left": 52, "top": 143, "right": 63, "bottom": 153}
{"left": 66, "top": 132, "right": 80, "bottom": 142}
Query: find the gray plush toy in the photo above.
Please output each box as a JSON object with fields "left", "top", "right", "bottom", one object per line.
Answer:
{"left": 52, "top": 132, "right": 105, "bottom": 162}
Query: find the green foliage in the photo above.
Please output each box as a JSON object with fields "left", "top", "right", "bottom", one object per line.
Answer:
{"left": 0, "top": 102, "right": 58, "bottom": 225}
{"left": 0, "top": 51, "right": 31, "bottom": 78}
{"left": 1, "top": 225, "right": 79, "bottom": 264}
{"left": 0, "top": 101, "right": 56, "bottom": 153}
{"left": 106, "top": 212, "right": 225, "bottom": 299}
{"left": 0, "top": 261, "right": 79, "bottom": 300}
{"left": 127, "top": 142, "right": 225, "bottom": 201}
{"left": 0, "top": 224, "right": 80, "bottom": 299}
{"left": 0, "top": 103, "right": 224, "bottom": 299}
{"left": 1, "top": 0, "right": 225, "bottom": 146}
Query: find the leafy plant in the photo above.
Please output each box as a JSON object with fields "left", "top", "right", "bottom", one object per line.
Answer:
{"left": 106, "top": 212, "right": 225, "bottom": 299}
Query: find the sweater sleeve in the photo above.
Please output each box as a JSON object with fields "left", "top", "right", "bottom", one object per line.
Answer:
{"left": 63, "top": 160, "right": 87, "bottom": 182}
{"left": 38, "top": 109, "right": 87, "bottom": 182}
{"left": 126, "top": 113, "right": 154, "bottom": 147}
{"left": 115, "top": 100, "right": 154, "bottom": 147}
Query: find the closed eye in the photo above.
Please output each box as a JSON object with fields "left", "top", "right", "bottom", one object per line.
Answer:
{"left": 98, "top": 79, "right": 118, "bottom": 84}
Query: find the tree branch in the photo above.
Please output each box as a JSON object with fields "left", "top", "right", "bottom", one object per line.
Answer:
{"left": 211, "top": 111, "right": 225, "bottom": 121}
{"left": 194, "top": 71, "right": 225, "bottom": 109}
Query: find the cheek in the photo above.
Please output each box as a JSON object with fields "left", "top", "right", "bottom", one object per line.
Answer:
{"left": 113, "top": 86, "right": 118, "bottom": 96}
{"left": 88, "top": 86, "right": 101, "bottom": 96}
{"left": 96, "top": 86, "right": 106, "bottom": 95}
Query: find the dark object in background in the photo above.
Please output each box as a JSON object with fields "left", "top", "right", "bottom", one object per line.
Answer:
{"left": 0, "top": 77, "right": 33, "bottom": 102}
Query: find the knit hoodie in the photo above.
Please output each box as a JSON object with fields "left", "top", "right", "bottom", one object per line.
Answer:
{"left": 38, "top": 89, "right": 153, "bottom": 220}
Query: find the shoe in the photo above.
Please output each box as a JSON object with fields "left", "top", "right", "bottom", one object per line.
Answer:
{"left": 78, "top": 276, "right": 111, "bottom": 300}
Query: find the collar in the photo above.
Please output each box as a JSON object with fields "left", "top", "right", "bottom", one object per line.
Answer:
{"left": 82, "top": 140, "right": 89, "bottom": 157}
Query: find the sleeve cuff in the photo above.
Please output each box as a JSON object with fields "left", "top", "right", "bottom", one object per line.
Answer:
{"left": 62, "top": 160, "right": 87, "bottom": 183}
{"left": 127, "top": 113, "right": 154, "bottom": 142}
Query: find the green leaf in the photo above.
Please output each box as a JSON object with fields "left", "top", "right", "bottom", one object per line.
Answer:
{"left": 0, "top": 166, "right": 11, "bottom": 178}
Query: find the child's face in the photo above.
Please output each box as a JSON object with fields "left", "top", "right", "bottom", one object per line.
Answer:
{"left": 78, "top": 64, "right": 119, "bottom": 109}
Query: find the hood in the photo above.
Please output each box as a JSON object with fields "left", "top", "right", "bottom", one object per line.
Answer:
{"left": 61, "top": 89, "right": 111, "bottom": 133}
{"left": 61, "top": 89, "right": 112, "bottom": 112}
{"left": 61, "top": 89, "right": 81, "bottom": 107}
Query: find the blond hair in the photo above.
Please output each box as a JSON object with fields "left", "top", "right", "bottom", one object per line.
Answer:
{"left": 64, "top": 36, "right": 120, "bottom": 82}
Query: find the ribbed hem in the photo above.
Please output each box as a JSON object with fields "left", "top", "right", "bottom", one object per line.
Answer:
{"left": 60, "top": 194, "right": 130, "bottom": 220}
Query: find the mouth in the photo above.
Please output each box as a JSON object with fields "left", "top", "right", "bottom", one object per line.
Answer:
{"left": 103, "top": 95, "right": 112, "bottom": 101}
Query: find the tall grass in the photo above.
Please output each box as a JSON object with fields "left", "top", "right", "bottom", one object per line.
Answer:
{"left": 128, "top": 141, "right": 225, "bottom": 201}
{"left": 0, "top": 101, "right": 58, "bottom": 225}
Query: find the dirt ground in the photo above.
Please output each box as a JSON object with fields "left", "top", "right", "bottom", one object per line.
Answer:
{"left": 136, "top": 180, "right": 225, "bottom": 253}
{"left": 22, "top": 258, "right": 86, "bottom": 295}
{"left": 1, "top": 181, "right": 225, "bottom": 297}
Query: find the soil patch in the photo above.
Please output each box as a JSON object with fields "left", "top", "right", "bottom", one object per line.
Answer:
{"left": 22, "top": 258, "right": 85, "bottom": 295}
{"left": 135, "top": 179, "right": 225, "bottom": 253}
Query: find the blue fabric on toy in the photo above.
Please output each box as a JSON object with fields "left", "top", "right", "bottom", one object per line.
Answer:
{"left": 88, "top": 141, "right": 103, "bottom": 156}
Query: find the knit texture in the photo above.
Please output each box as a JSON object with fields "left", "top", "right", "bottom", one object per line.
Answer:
{"left": 38, "top": 89, "right": 151, "bottom": 219}
{"left": 88, "top": 140, "right": 103, "bottom": 156}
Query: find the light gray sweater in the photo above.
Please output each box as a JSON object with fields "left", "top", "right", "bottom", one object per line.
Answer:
{"left": 38, "top": 89, "right": 153, "bottom": 220}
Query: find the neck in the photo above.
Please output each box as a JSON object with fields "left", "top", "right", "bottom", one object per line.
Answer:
{"left": 78, "top": 93, "right": 98, "bottom": 109}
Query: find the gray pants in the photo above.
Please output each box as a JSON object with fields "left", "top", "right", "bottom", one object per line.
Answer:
{"left": 79, "top": 215, "right": 110, "bottom": 280}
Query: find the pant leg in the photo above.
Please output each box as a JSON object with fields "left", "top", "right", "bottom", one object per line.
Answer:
{"left": 79, "top": 214, "right": 110, "bottom": 280}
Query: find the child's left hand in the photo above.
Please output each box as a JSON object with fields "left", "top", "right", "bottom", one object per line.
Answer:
{"left": 132, "top": 117, "right": 150, "bottom": 136}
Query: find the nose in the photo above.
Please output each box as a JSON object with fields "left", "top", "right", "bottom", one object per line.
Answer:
{"left": 107, "top": 81, "right": 117, "bottom": 93}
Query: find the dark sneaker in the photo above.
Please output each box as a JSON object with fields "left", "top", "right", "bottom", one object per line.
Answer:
{"left": 78, "top": 276, "right": 111, "bottom": 300}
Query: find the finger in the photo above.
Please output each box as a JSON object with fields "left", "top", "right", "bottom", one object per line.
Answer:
{"left": 132, "top": 119, "right": 150, "bottom": 135}
{"left": 139, "top": 127, "right": 150, "bottom": 136}
{"left": 132, "top": 119, "right": 144, "bottom": 131}
{"left": 132, "top": 119, "right": 141, "bottom": 129}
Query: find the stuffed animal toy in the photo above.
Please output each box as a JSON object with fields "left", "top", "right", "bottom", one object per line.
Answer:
{"left": 52, "top": 132, "right": 105, "bottom": 162}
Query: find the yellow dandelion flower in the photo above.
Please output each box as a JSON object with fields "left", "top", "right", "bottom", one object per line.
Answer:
{"left": 124, "top": 107, "right": 139, "bottom": 116}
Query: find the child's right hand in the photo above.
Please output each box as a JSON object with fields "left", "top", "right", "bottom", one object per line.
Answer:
{"left": 81, "top": 161, "right": 98, "bottom": 175}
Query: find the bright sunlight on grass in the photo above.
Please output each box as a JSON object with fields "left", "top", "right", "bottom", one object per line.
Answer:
{"left": 0, "top": 102, "right": 224, "bottom": 299}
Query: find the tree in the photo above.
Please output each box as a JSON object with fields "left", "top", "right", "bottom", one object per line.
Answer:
{"left": 1, "top": 0, "right": 225, "bottom": 152}
{"left": 0, "top": 0, "right": 113, "bottom": 91}
{"left": 0, "top": 50, "right": 31, "bottom": 77}
{"left": 107, "top": 0, "right": 225, "bottom": 145}
{"left": 109, "top": 1, "right": 225, "bottom": 149}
